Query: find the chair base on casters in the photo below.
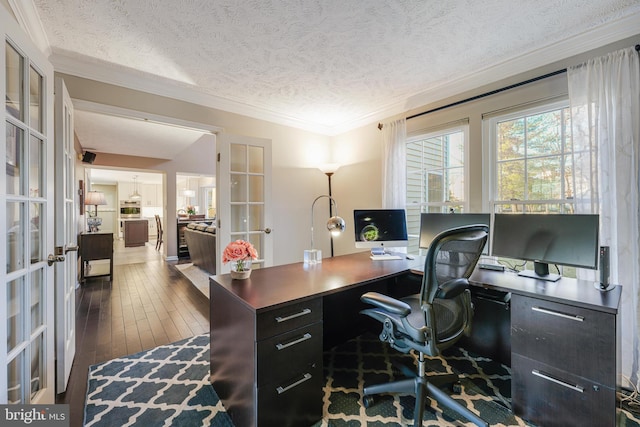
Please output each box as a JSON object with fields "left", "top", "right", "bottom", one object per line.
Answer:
{"left": 362, "top": 373, "right": 488, "bottom": 427}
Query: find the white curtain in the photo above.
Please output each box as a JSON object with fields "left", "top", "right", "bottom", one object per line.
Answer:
{"left": 568, "top": 46, "right": 640, "bottom": 387}
{"left": 381, "top": 118, "right": 407, "bottom": 209}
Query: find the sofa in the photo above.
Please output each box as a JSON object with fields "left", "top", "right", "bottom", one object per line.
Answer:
{"left": 183, "top": 222, "right": 217, "bottom": 275}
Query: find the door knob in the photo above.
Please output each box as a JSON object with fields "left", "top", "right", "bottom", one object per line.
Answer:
{"left": 47, "top": 254, "right": 65, "bottom": 266}
{"left": 261, "top": 228, "right": 272, "bottom": 234}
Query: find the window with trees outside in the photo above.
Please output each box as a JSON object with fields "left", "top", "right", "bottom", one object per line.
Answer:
{"left": 488, "top": 101, "right": 577, "bottom": 214}
{"left": 486, "top": 100, "right": 587, "bottom": 276}
{"left": 406, "top": 124, "right": 468, "bottom": 254}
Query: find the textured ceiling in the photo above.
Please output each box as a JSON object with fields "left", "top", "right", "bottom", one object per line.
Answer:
{"left": 21, "top": 0, "right": 640, "bottom": 137}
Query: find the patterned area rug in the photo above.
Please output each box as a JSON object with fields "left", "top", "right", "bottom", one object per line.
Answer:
{"left": 84, "top": 334, "right": 232, "bottom": 427}
{"left": 316, "top": 333, "right": 525, "bottom": 426}
{"left": 84, "top": 333, "right": 640, "bottom": 426}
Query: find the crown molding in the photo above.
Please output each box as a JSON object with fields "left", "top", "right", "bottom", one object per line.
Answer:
{"left": 8, "top": 0, "right": 51, "bottom": 56}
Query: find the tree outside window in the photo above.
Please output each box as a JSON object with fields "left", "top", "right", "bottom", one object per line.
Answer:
{"left": 492, "top": 105, "right": 576, "bottom": 214}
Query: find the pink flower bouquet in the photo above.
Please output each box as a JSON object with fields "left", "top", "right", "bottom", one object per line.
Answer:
{"left": 223, "top": 240, "right": 258, "bottom": 272}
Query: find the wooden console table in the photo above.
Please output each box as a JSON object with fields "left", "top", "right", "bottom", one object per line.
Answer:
{"left": 79, "top": 232, "right": 114, "bottom": 283}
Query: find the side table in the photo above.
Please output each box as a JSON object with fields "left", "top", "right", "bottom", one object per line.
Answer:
{"left": 79, "top": 232, "right": 114, "bottom": 283}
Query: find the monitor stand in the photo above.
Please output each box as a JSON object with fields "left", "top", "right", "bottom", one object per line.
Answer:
{"left": 517, "top": 262, "right": 561, "bottom": 282}
{"left": 370, "top": 247, "right": 386, "bottom": 256}
{"left": 369, "top": 247, "right": 402, "bottom": 260}
{"left": 593, "top": 282, "right": 616, "bottom": 292}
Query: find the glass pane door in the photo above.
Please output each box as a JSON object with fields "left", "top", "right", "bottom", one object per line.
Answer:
{"left": 230, "top": 144, "right": 265, "bottom": 265}
{"left": 2, "top": 7, "right": 55, "bottom": 404}
{"left": 217, "top": 134, "right": 272, "bottom": 273}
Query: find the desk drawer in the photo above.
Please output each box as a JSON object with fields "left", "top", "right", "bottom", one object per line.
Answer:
{"left": 257, "top": 362, "right": 323, "bottom": 427}
{"left": 257, "top": 321, "right": 322, "bottom": 386}
{"left": 511, "top": 294, "right": 615, "bottom": 384}
{"left": 512, "top": 353, "right": 615, "bottom": 427}
{"left": 257, "top": 298, "right": 322, "bottom": 340}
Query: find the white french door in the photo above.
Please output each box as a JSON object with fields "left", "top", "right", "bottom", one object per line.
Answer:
{"left": 54, "top": 77, "right": 76, "bottom": 393}
{"left": 1, "top": 8, "right": 56, "bottom": 403}
{"left": 217, "top": 134, "right": 273, "bottom": 273}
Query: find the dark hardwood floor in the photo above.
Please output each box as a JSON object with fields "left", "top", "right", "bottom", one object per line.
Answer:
{"left": 55, "top": 243, "right": 209, "bottom": 427}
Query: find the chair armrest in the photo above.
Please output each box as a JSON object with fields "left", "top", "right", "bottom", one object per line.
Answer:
{"left": 361, "top": 292, "right": 411, "bottom": 316}
{"left": 435, "top": 278, "right": 469, "bottom": 299}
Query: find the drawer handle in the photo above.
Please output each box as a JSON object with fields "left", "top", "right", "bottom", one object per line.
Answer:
{"left": 275, "top": 308, "right": 312, "bottom": 323}
{"left": 532, "top": 306, "right": 584, "bottom": 322}
{"left": 276, "top": 333, "right": 312, "bottom": 350}
{"left": 531, "top": 370, "right": 584, "bottom": 393}
{"left": 276, "top": 373, "right": 312, "bottom": 394}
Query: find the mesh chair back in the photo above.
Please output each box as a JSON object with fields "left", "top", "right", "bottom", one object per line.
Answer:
{"left": 422, "top": 224, "right": 489, "bottom": 305}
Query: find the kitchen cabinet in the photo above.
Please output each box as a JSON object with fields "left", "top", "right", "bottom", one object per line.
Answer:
{"left": 147, "top": 217, "right": 157, "bottom": 235}
{"left": 141, "top": 183, "right": 161, "bottom": 207}
{"left": 118, "top": 182, "right": 162, "bottom": 207}
{"left": 118, "top": 182, "right": 135, "bottom": 202}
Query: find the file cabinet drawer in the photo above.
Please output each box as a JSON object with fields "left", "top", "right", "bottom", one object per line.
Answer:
{"left": 512, "top": 353, "right": 615, "bottom": 427}
{"left": 257, "top": 362, "right": 323, "bottom": 427}
{"left": 257, "top": 321, "right": 322, "bottom": 386}
{"left": 511, "top": 294, "right": 615, "bottom": 384}
{"left": 257, "top": 297, "right": 322, "bottom": 340}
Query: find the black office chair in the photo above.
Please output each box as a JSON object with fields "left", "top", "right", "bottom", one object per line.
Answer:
{"left": 360, "top": 224, "right": 489, "bottom": 427}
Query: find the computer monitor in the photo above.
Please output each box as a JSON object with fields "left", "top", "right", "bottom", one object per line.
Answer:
{"left": 419, "top": 213, "right": 491, "bottom": 253}
{"left": 353, "top": 209, "right": 408, "bottom": 250}
{"left": 491, "top": 213, "right": 599, "bottom": 282}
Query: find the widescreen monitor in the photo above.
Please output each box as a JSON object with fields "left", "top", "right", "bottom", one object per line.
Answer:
{"left": 419, "top": 213, "right": 491, "bottom": 253}
{"left": 491, "top": 213, "right": 599, "bottom": 282}
{"left": 353, "top": 209, "right": 408, "bottom": 250}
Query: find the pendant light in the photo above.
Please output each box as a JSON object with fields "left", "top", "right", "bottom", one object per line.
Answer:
{"left": 130, "top": 175, "right": 142, "bottom": 200}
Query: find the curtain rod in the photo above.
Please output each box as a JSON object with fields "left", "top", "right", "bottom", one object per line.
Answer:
{"left": 406, "top": 69, "right": 568, "bottom": 124}
{"left": 377, "top": 68, "right": 566, "bottom": 130}
{"left": 378, "top": 43, "right": 640, "bottom": 130}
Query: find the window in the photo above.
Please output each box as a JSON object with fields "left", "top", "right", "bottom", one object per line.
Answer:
{"left": 486, "top": 100, "right": 593, "bottom": 277}
{"left": 406, "top": 124, "right": 468, "bottom": 253}
{"left": 486, "top": 101, "right": 580, "bottom": 214}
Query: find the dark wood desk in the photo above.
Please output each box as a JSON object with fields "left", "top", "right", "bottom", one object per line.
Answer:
{"left": 209, "top": 252, "right": 419, "bottom": 427}
{"left": 210, "top": 253, "right": 621, "bottom": 427}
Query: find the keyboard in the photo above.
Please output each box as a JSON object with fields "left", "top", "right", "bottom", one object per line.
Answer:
{"left": 370, "top": 255, "right": 403, "bottom": 261}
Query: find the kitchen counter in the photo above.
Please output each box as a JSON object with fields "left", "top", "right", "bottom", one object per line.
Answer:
{"left": 123, "top": 219, "right": 149, "bottom": 247}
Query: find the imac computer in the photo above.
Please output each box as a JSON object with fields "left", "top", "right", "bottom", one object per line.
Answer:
{"left": 492, "top": 213, "right": 599, "bottom": 282}
{"left": 353, "top": 209, "right": 408, "bottom": 259}
{"left": 419, "top": 213, "right": 491, "bottom": 254}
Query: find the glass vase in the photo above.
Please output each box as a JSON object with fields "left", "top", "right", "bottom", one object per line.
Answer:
{"left": 230, "top": 259, "right": 252, "bottom": 279}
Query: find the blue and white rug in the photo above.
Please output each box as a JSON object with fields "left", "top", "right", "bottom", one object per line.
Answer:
{"left": 84, "top": 334, "right": 233, "bottom": 427}
{"left": 85, "top": 333, "right": 640, "bottom": 426}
